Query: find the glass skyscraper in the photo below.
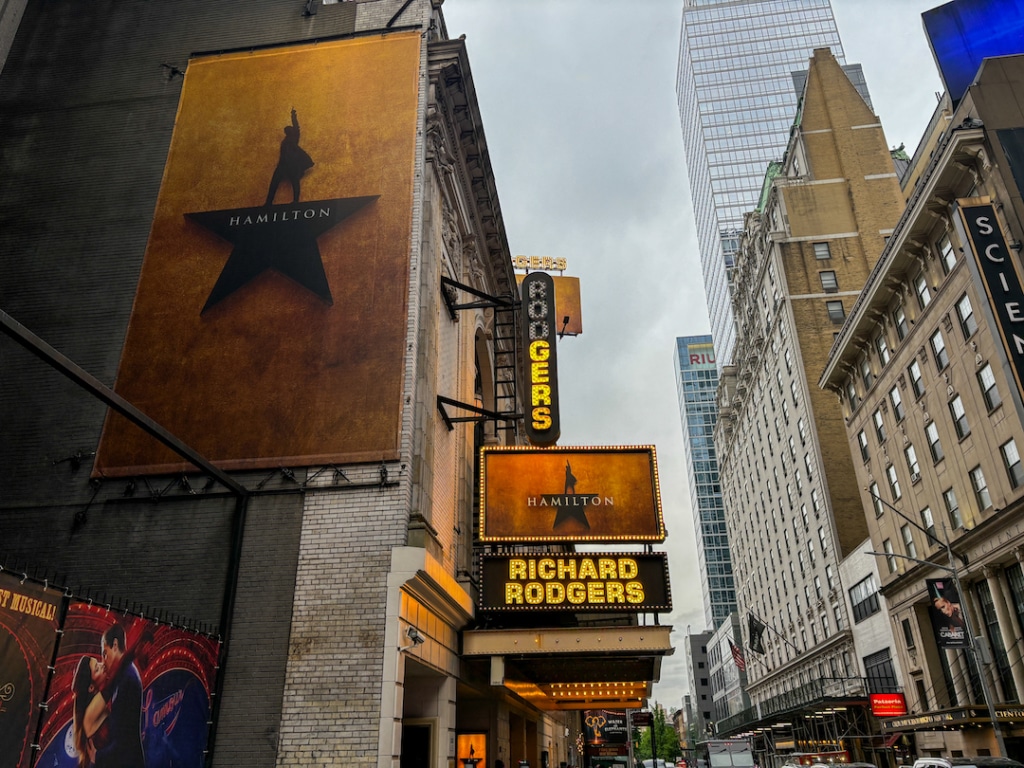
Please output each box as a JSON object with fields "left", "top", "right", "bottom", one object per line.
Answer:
{"left": 676, "top": 0, "right": 845, "bottom": 366}
{"left": 674, "top": 335, "right": 735, "bottom": 629}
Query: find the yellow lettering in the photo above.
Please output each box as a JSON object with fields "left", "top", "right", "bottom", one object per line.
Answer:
{"left": 529, "top": 340, "right": 550, "bottom": 362}
{"left": 555, "top": 258, "right": 567, "bottom": 270}
{"left": 557, "top": 559, "right": 577, "bottom": 580}
{"left": 598, "top": 558, "right": 617, "bottom": 579}
{"left": 606, "top": 582, "right": 626, "bottom": 603}
{"left": 506, "top": 583, "right": 524, "bottom": 604}
{"left": 538, "top": 559, "right": 556, "bottom": 579}
{"left": 532, "top": 408, "right": 552, "bottom": 430}
{"left": 541, "top": 257, "right": 555, "bottom": 270}
{"left": 618, "top": 558, "right": 638, "bottom": 579}
{"left": 587, "top": 582, "right": 606, "bottom": 603}
{"left": 532, "top": 385, "right": 551, "bottom": 406}
{"left": 509, "top": 559, "right": 527, "bottom": 579}
{"left": 525, "top": 583, "right": 545, "bottom": 604}
{"left": 626, "top": 582, "right": 645, "bottom": 603}
{"left": 530, "top": 256, "right": 541, "bottom": 269}
{"left": 567, "top": 582, "right": 587, "bottom": 603}
{"left": 578, "top": 559, "right": 599, "bottom": 579}
{"left": 531, "top": 361, "right": 549, "bottom": 382}
{"left": 546, "top": 582, "right": 565, "bottom": 604}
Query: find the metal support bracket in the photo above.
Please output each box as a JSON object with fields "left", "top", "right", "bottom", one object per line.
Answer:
{"left": 436, "top": 395, "right": 520, "bottom": 432}
{"left": 441, "top": 276, "right": 515, "bottom": 321}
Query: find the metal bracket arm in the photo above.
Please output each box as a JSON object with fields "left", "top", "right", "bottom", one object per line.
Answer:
{"left": 436, "top": 395, "right": 520, "bottom": 431}
{"left": 441, "top": 277, "right": 515, "bottom": 321}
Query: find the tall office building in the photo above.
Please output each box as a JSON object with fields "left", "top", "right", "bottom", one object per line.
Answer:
{"left": 676, "top": 0, "right": 846, "bottom": 366}
{"left": 675, "top": 335, "right": 735, "bottom": 629}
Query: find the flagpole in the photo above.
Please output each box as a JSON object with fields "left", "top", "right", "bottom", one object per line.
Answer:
{"left": 748, "top": 609, "right": 803, "bottom": 654}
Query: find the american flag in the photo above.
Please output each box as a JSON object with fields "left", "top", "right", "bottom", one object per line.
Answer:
{"left": 728, "top": 639, "right": 746, "bottom": 671}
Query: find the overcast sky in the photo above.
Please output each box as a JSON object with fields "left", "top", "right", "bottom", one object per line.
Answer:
{"left": 440, "top": 0, "right": 946, "bottom": 712}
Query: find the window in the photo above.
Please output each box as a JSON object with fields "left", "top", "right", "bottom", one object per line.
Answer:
{"left": 790, "top": 380, "right": 799, "bottom": 405}
{"left": 920, "top": 506, "right": 936, "bottom": 540}
{"left": 857, "top": 430, "right": 869, "bottom": 461}
{"left": 883, "top": 539, "right": 897, "bottom": 573}
{"left": 818, "top": 526, "right": 828, "bottom": 554}
{"left": 901, "top": 523, "right": 918, "bottom": 558}
{"left": 902, "top": 618, "right": 916, "bottom": 650}
{"left": 820, "top": 270, "right": 838, "bottom": 293}
{"left": 826, "top": 300, "right": 845, "bottom": 323}
{"left": 814, "top": 241, "right": 831, "bottom": 260}
{"left": 798, "top": 418, "right": 807, "bottom": 444}
{"left": 1002, "top": 438, "right": 1024, "bottom": 488}
{"left": 811, "top": 488, "right": 822, "bottom": 515}
{"left": 894, "top": 305, "right": 909, "bottom": 341}
{"left": 873, "top": 408, "right": 887, "bottom": 442}
{"left": 925, "top": 421, "right": 944, "bottom": 462}
{"left": 939, "top": 234, "right": 957, "bottom": 274}
{"left": 864, "top": 648, "right": 900, "bottom": 694}
{"left": 846, "top": 380, "right": 860, "bottom": 410}
{"left": 849, "top": 574, "right": 880, "bottom": 622}
{"left": 869, "top": 481, "right": 884, "bottom": 517}
{"left": 890, "top": 386, "right": 905, "bottom": 422}
{"left": 886, "top": 463, "right": 901, "bottom": 500}
{"left": 908, "top": 359, "right": 925, "bottom": 398}
{"left": 949, "top": 395, "right": 970, "bottom": 438}
{"left": 956, "top": 293, "right": 978, "bottom": 338}
{"left": 905, "top": 444, "right": 920, "bottom": 480}
{"left": 943, "top": 487, "right": 963, "bottom": 529}
{"left": 876, "top": 333, "right": 891, "bottom": 365}
{"left": 826, "top": 564, "right": 836, "bottom": 590}
{"left": 971, "top": 466, "right": 993, "bottom": 511}
{"left": 978, "top": 363, "right": 1001, "bottom": 410}
{"left": 860, "top": 358, "right": 874, "bottom": 389}
{"left": 931, "top": 330, "right": 949, "bottom": 370}
{"left": 784, "top": 348, "right": 793, "bottom": 374}
{"left": 915, "top": 272, "right": 932, "bottom": 309}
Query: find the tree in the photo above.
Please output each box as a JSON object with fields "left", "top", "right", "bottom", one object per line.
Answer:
{"left": 634, "top": 703, "right": 683, "bottom": 764}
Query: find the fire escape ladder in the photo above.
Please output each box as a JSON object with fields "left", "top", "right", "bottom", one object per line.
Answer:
{"left": 437, "top": 277, "right": 521, "bottom": 437}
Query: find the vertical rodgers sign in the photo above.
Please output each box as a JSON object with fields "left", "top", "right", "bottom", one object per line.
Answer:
{"left": 521, "top": 271, "right": 560, "bottom": 446}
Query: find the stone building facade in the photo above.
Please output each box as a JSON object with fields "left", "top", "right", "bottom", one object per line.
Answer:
{"left": 822, "top": 55, "right": 1024, "bottom": 758}
{"left": 714, "top": 49, "right": 906, "bottom": 759}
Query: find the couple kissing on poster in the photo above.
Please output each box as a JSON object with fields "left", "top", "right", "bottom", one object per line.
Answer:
{"left": 71, "top": 624, "right": 146, "bottom": 768}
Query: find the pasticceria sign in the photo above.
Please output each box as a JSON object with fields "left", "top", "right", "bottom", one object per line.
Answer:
{"left": 521, "top": 271, "right": 560, "bottom": 446}
{"left": 478, "top": 553, "right": 671, "bottom": 612}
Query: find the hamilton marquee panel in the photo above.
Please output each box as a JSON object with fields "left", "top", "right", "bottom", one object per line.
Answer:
{"left": 479, "top": 446, "right": 665, "bottom": 543}
{"left": 95, "top": 32, "right": 421, "bottom": 474}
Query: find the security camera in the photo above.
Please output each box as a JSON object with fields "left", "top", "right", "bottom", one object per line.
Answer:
{"left": 406, "top": 627, "right": 425, "bottom": 645}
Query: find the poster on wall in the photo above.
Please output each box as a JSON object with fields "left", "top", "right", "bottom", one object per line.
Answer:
{"left": 94, "top": 32, "right": 421, "bottom": 475}
{"left": 926, "top": 578, "right": 969, "bottom": 648}
{"left": 0, "top": 573, "right": 63, "bottom": 768}
{"left": 36, "top": 602, "right": 220, "bottom": 768}
{"left": 582, "top": 709, "right": 627, "bottom": 745}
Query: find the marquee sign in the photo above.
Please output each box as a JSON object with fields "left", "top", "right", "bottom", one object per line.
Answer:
{"left": 479, "top": 446, "right": 665, "bottom": 543}
{"left": 521, "top": 271, "right": 561, "bottom": 446}
{"left": 479, "top": 553, "right": 671, "bottom": 612}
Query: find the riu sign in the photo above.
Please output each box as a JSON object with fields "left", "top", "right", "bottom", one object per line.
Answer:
{"left": 521, "top": 271, "right": 560, "bottom": 446}
{"left": 958, "top": 202, "right": 1024, "bottom": 402}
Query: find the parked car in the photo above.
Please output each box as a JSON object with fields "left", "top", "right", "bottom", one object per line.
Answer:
{"left": 912, "top": 758, "right": 1024, "bottom": 768}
